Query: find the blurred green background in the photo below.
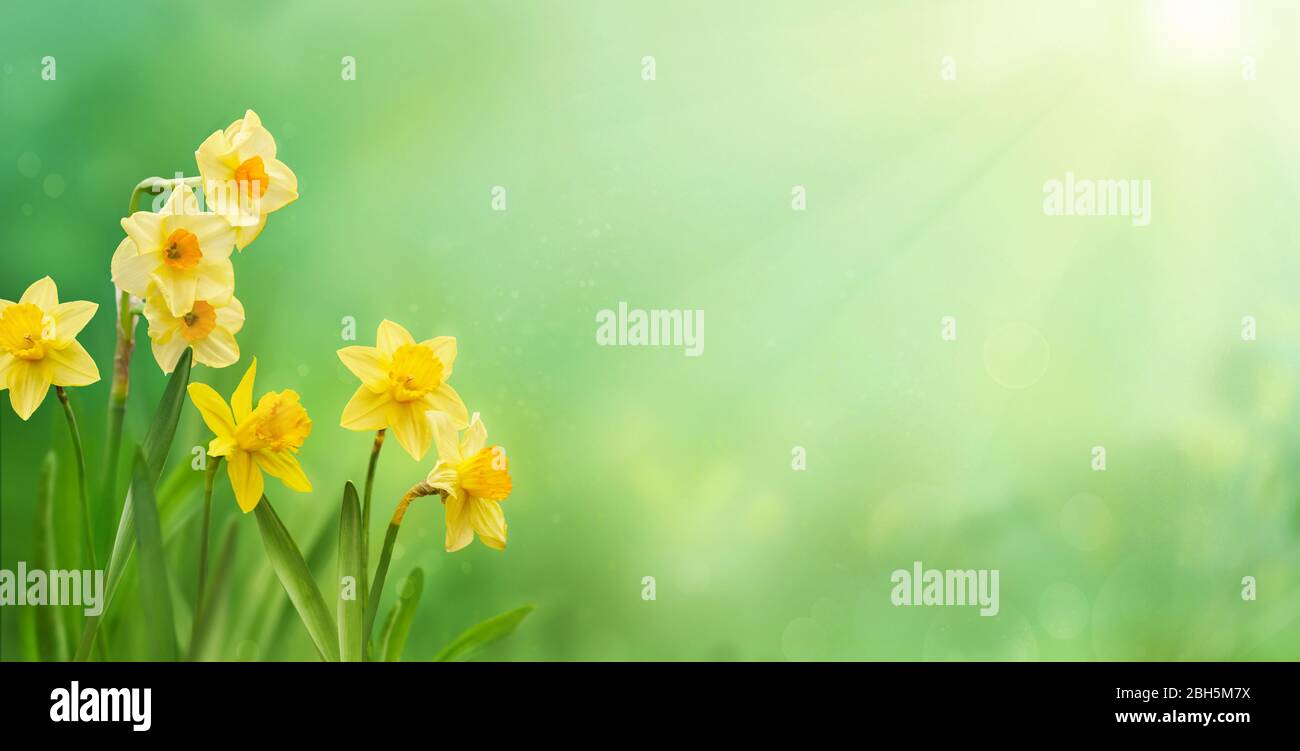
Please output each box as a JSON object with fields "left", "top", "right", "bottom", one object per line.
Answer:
{"left": 3, "top": 0, "right": 1300, "bottom": 660}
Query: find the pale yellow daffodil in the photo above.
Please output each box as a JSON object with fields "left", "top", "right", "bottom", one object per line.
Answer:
{"left": 338, "top": 320, "right": 469, "bottom": 461}
{"left": 113, "top": 183, "right": 235, "bottom": 317}
{"left": 143, "top": 284, "right": 245, "bottom": 374}
{"left": 195, "top": 109, "right": 299, "bottom": 250}
{"left": 187, "top": 358, "right": 313, "bottom": 512}
{"left": 0, "top": 277, "right": 100, "bottom": 420}
{"left": 424, "top": 412, "right": 512, "bottom": 552}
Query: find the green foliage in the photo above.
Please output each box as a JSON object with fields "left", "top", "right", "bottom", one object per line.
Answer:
{"left": 336, "top": 482, "right": 364, "bottom": 662}
{"left": 254, "top": 497, "right": 340, "bottom": 662}
{"left": 130, "top": 449, "right": 177, "bottom": 660}
{"left": 378, "top": 568, "right": 424, "bottom": 662}
{"left": 434, "top": 605, "right": 534, "bottom": 662}
{"left": 74, "top": 351, "right": 192, "bottom": 661}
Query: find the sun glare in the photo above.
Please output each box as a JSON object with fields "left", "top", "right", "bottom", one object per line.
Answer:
{"left": 1147, "top": 0, "right": 1242, "bottom": 60}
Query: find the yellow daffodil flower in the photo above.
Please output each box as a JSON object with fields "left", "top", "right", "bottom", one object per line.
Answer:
{"left": 187, "top": 358, "right": 313, "bottom": 512}
{"left": 0, "top": 277, "right": 100, "bottom": 420}
{"left": 195, "top": 109, "right": 299, "bottom": 251}
{"left": 338, "top": 320, "right": 469, "bottom": 461}
{"left": 143, "top": 284, "right": 245, "bottom": 374}
{"left": 424, "top": 412, "right": 512, "bottom": 552}
{"left": 113, "top": 184, "right": 235, "bottom": 317}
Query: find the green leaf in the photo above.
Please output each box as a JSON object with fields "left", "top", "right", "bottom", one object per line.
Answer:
{"left": 75, "top": 350, "right": 191, "bottom": 661}
{"left": 188, "top": 518, "right": 239, "bottom": 660}
{"left": 433, "top": 604, "right": 534, "bottom": 662}
{"left": 337, "top": 482, "right": 364, "bottom": 662}
{"left": 379, "top": 567, "right": 424, "bottom": 662}
{"left": 34, "top": 451, "right": 69, "bottom": 662}
{"left": 130, "top": 448, "right": 177, "bottom": 660}
{"left": 254, "top": 496, "right": 340, "bottom": 661}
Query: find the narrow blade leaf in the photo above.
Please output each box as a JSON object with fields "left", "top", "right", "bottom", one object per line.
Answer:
{"left": 131, "top": 448, "right": 177, "bottom": 660}
{"left": 337, "top": 482, "right": 364, "bottom": 662}
{"left": 379, "top": 567, "right": 424, "bottom": 662}
{"left": 35, "top": 451, "right": 69, "bottom": 661}
{"left": 75, "top": 350, "right": 191, "bottom": 660}
{"left": 254, "top": 496, "right": 340, "bottom": 662}
{"left": 433, "top": 604, "right": 534, "bottom": 662}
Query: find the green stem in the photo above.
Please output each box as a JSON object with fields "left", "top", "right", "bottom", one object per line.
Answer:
{"left": 191, "top": 455, "right": 223, "bottom": 649}
{"left": 360, "top": 430, "right": 385, "bottom": 614}
{"left": 56, "top": 387, "right": 96, "bottom": 572}
{"left": 364, "top": 481, "right": 441, "bottom": 650}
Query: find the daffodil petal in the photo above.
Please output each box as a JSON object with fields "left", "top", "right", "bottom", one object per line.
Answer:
{"left": 231, "top": 110, "right": 276, "bottom": 157}
{"left": 425, "top": 382, "right": 469, "bottom": 429}
{"left": 19, "top": 277, "right": 58, "bottom": 309}
{"left": 160, "top": 183, "right": 204, "bottom": 217}
{"left": 155, "top": 269, "right": 199, "bottom": 318}
{"left": 428, "top": 410, "right": 462, "bottom": 464}
{"left": 110, "top": 244, "right": 156, "bottom": 297}
{"left": 232, "top": 357, "right": 257, "bottom": 422}
{"left": 261, "top": 157, "right": 298, "bottom": 213}
{"left": 226, "top": 451, "right": 264, "bottom": 513}
{"left": 193, "top": 327, "right": 239, "bottom": 369}
{"left": 460, "top": 412, "right": 488, "bottom": 458}
{"left": 419, "top": 336, "right": 457, "bottom": 378}
{"left": 5, "top": 359, "right": 52, "bottom": 420}
{"left": 121, "top": 212, "right": 164, "bottom": 254}
{"left": 444, "top": 494, "right": 474, "bottom": 552}
{"left": 187, "top": 382, "right": 236, "bottom": 439}
{"left": 254, "top": 450, "right": 312, "bottom": 493}
{"left": 47, "top": 341, "right": 100, "bottom": 387}
{"left": 424, "top": 460, "right": 460, "bottom": 498}
{"left": 234, "top": 214, "right": 267, "bottom": 251}
{"left": 387, "top": 401, "right": 431, "bottom": 460}
{"left": 151, "top": 335, "right": 189, "bottom": 375}
{"left": 195, "top": 259, "right": 235, "bottom": 306}
{"left": 469, "top": 497, "right": 507, "bottom": 550}
{"left": 208, "top": 436, "right": 236, "bottom": 457}
{"left": 51, "top": 300, "right": 97, "bottom": 345}
{"left": 215, "top": 297, "right": 245, "bottom": 334}
{"left": 190, "top": 215, "right": 236, "bottom": 260}
{"left": 340, "top": 385, "right": 390, "bottom": 431}
{"left": 376, "top": 320, "right": 414, "bottom": 356}
{"left": 337, "top": 346, "right": 386, "bottom": 388}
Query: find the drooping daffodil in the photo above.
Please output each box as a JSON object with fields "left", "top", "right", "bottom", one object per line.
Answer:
{"left": 424, "top": 412, "right": 512, "bottom": 552}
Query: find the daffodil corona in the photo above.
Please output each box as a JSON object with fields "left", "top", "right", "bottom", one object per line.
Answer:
{"left": 424, "top": 412, "right": 512, "bottom": 551}
{"left": 113, "top": 184, "right": 236, "bottom": 317}
{"left": 338, "top": 320, "right": 469, "bottom": 460}
{"left": 188, "top": 358, "right": 313, "bottom": 512}
{"left": 0, "top": 277, "right": 100, "bottom": 420}
{"left": 196, "top": 109, "right": 299, "bottom": 250}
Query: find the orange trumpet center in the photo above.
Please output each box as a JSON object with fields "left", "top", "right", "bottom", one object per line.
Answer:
{"left": 234, "top": 156, "right": 270, "bottom": 198}
{"left": 163, "top": 228, "right": 203, "bottom": 270}
{"left": 181, "top": 301, "right": 217, "bottom": 342}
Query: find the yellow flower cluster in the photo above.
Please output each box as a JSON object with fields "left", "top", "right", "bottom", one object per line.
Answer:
{"left": 112, "top": 110, "right": 297, "bottom": 374}
{"left": 339, "top": 320, "right": 513, "bottom": 551}
{"left": 4, "top": 107, "right": 513, "bottom": 558}
{"left": 3, "top": 107, "right": 524, "bottom": 668}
